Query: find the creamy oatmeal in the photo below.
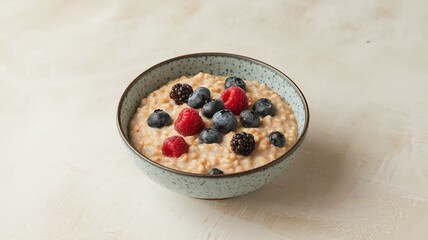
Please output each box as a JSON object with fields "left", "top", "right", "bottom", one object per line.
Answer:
{"left": 129, "top": 73, "right": 298, "bottom": 174}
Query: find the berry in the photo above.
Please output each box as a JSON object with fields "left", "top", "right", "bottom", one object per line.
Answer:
{"left": 147, "top": 109, "right": 172, "bottom": 128}
{"left": 199, "top": 128, "right": 222, "bottom": 144}
{"left": 268, "top": 131, "right": 286, "bottom": 147}
{"left": 239, "top": 110, "right": 260, "bottom": 128}
{"left": 211, "top": 109, "right": 237, "bottom": 134}
{"left": 161, "top": 136, "right": 189, "bottom": 157}
{"left": 253, "top": 98, "right": 276, "bottom": 117}
{"left": 202, "top": 99, "right": 224, "bottom": 118}
{"left": 220, "top": 86, "right": 248, "bottom": 115}
{"left": 174, "top": 108, "right": 204, "bottom": 136}
{"left": 187, "top": 87, "right": 211, "bottom": 109}
{"left": 230, "top": 132, "right": 256, "bottom": 156}
{"left": 207, "top": 168, "right": 224, "bottom": 175}
{"left": 224, "top": 77, "right": 246, "bottom": 91}
{"left": 169, "top": 83, "right": 193, "bottom": 105}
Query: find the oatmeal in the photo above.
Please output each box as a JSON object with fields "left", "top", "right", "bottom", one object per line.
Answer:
{"left": 129, "top": 73, "right": 298, "bottom": 174}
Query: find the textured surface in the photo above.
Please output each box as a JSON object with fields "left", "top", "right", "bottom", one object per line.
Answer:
{"left": 1, "top": 0, "right": 428, "bottom": 239}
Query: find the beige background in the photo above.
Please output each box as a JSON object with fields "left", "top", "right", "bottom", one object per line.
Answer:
{"left": 1, "top": 0, "right": 428, "bottom": 239}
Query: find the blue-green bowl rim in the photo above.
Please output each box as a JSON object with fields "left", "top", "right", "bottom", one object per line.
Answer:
{"left": 117, "top": 52, "right": 310, "bottom": 178}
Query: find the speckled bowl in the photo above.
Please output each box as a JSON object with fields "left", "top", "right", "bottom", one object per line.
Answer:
{"left": 117, "top": 53, "right": 309, "bottom": 199}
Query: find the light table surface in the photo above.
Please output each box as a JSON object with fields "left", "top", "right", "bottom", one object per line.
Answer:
{"left": 1, "top": 0, "right": 427, "bottom": 239}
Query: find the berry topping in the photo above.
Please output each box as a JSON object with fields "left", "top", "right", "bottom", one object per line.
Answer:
{"left": 174, "top": 108, "right": 204, "bottom": 136}
{"left": 253, "top": 98, "right": 276, "bottom": 117}
{"left": 230, "top": 132, "right": 256, "bottom": 156}
{"left": 202, "top": 99, "right": 224, "bottom": 118}
{"left": 212, "top": 109, "right": 237, "bottom": 134}
{"left": 224, "top": 77, "right": 246, "bottom": 91}
{"left": 207, "top": 168, "right": 224, "bottom": 175}
{"left": 161, "top": 136, "right": 189, "bottom": 157}
{"left": 199, "top": 128, "right": 222, "bottom": 144}
{"left": 239, "top": 110, "right": 260, "bottom": 128}
{"left": 147, "top": 109, "right": 172, "bottom": 128}
{"left": 187, "top": 87, "right": 211, "bottom": 109}
{"left": 169, "top": 83, "right": 193, "bottom": 105}
{"left": 220, "top": 86, "right": 248, "bottom": 115}
{"left": 268, "top": 131, "right": 286, "bottom": 147}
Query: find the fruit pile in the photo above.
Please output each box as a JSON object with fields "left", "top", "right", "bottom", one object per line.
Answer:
{"left": 146, "top": 77, "right": 287, "bottom": 175}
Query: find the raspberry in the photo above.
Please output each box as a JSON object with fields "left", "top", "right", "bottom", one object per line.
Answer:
{"left": 230, "top": 132, "right": 255, "bottom": 156}
{"left": 162, "top": 136, "right": 189, "bottom": 157}
{"left": 220, "top": 86, "right": 248, "bottom": 115}
{"left": 174, "top": 108, "right": 204, "bottom": 136}
{"left": 169, "top": 83, "right": 193, "bottom": 105}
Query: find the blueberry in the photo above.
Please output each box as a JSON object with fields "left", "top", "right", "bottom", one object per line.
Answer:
{"left": 202, "top": 99, "right": 224, "bottom": 118}
{"left": 212, "top": 109, "right": 237, "bottom": 134}
{"left": 187, "top": 87, "right": 211, "bottom": 109}
{"left": 207, "top": 168, "right": 224, "bottom": 175}
{"left": 253, "top": 98, "right": 276, "bottom": 117}
{"left": 199, "top": 128, "right": 222, "bottom": 144}
{"left": 225, "top": 77, "right": 246, "bottom": 91}
{"left": 239, "top": 110, "right": 260, "bottom": 128}
{"left": 147, "top": 109, "right": 172, "bottom": 128}
{"left": 268, "top": 131, "right": 286, "bottom": 147}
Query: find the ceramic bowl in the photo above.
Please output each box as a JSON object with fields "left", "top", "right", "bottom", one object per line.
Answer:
{"left": 117, "top": 53, "right": 309, "bottom": 199}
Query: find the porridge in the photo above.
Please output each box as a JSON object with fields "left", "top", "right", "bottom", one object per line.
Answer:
{"left": 129, "top": 73, "right": 298, "bottom": 174}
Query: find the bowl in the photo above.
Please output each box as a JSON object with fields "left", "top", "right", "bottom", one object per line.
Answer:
{"left": 117, "top": 53, "right": 309, "bottom": 199}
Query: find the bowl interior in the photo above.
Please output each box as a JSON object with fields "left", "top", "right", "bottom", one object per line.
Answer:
{"left": 118, "top": 53, "right": 308, "bottom": 150}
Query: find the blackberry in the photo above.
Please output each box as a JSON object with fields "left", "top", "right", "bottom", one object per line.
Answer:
{"left": 169, "top": 83, "right": 193, "bottom": 105}
{"left": 230, "top": 132, "right": 256, "bottom": 156}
